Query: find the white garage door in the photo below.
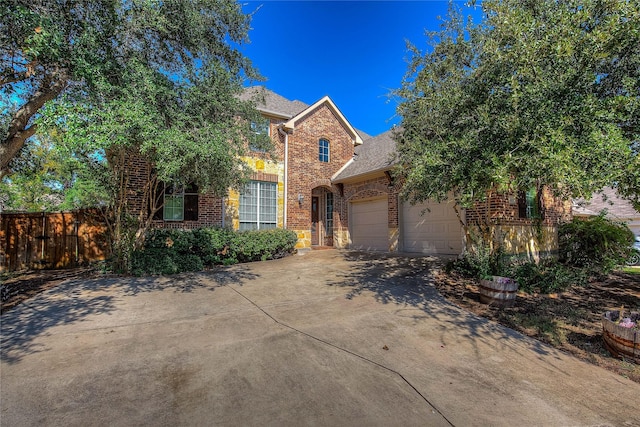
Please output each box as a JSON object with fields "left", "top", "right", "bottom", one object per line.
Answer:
{"left": 350, "top": 198, "right": 388, "bottom": 251}
{"left": 402, "top": 200, "right": 462, "bottom": 255}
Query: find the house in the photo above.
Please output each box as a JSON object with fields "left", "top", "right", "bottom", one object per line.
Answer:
{"left": 129, "top": 87, "right": 571, "bottom": 257}
{"left": 573, "top": 187, "right": 640, "bottom": 237}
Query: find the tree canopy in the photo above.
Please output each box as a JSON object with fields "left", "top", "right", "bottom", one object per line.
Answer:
{"left": 395, "top": 0, "right": 640, "bottom": 209}
{"left": 1, "top": 0, "right": 266, "bottom": 184}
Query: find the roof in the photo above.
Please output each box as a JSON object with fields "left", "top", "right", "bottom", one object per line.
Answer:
{"left": 573, "top": 187, "right": 640, "bottom": 220}
{"left": 241, "top": 86, "right": 367, "bottom": 146}
{"left": 332, "top": 129, "right": 397, "bottom": 183}
{"left": 240, "top": 86, "right": 309, "bottom": 118}
{"left": 283, "top": 96, "right": 363, "bottom": 145}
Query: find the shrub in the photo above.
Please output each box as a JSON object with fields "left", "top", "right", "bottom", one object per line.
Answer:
{"left": 131, "top": 227, "right": 298, "bottom": 275}
{"left": 231, "top": 228, "right": 298, "bottom": 263}
{"left": 507, "top": 260, "right": 586, "bottom": 294}
{"left": 193, "top": 228, "right": 237, "bottom": 265}
{"left": 131, "top": 248, "right": 179, "bottom": 276}
{"left": 448, "top": 244, "right": 508, "bottom": 279}
{"left": 558, "top": 213, "right": 635, "bottom": 275}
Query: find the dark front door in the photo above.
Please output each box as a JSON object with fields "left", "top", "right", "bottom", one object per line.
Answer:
{"left": 311, "top": 196, "right": 319, "bottom": 246}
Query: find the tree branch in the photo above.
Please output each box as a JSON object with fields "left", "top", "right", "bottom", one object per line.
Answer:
{"left": 0, "top": 69, "right": 68, "bottom": 175}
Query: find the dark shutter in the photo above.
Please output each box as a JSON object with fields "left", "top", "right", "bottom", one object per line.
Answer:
{"left": 151, "top": 182, "right": 165, "bottom": 220}
{"left": 517, "top": 191, "right": 527, "bottom": 218}
{"left": 536, "top": 190, "right": 544, "bottom": 220}
{"left": 184, "top": 194, "right": 199, "bottom": 221}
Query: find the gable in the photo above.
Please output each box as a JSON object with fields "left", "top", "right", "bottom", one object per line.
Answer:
{"left": 284, "top": 96, "right": 363, "bottom": 146}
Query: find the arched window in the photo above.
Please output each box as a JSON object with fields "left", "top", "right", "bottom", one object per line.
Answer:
{"left": 319, "top": 138, "right": 330, "bottom": 162}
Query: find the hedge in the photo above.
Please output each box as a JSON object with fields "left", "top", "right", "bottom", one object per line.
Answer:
{"left": 132, "top": 227, "right": 298, "bottom": 275}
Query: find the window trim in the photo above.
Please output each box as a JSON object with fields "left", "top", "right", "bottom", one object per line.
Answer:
{"left": 518, "top": 188, "right": 542, "bottom": 220}
{"left": 319, "top": 138, "right": 330, "bottom": 162}
{"left": 239, "top": 180, "right": 278, "bottom": 230}
{"left": 325, "top": 192, "right": 334, "bottom": 236}
{"left": 250, "top": 119, "right": 270, "bottom": 152}
{"left": 161, "top": 184, "right": 199, "bottom": 222}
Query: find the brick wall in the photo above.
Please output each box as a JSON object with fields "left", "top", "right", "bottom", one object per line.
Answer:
{"left": 124, "top": 150, "right": 224, "bottom": 229}
{"left": 464, "top": 187, "right": 572, "bottom": 258}
{"left": 286, "top": 104, "right": 357, "bottom": 235}
{"left": 464, "top": 187, "right": 571, "bottom": 226}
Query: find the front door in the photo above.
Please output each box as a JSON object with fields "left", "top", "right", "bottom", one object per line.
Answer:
{"left": 311, "top": 196, "right": 319, "bottom": 246}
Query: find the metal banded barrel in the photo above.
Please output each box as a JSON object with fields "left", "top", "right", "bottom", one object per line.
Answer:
{"left": 602, "top": 311, "right": 639, "bottom": 364}
{"left": 479, "top": 276, "right": 518, "bottom": 308}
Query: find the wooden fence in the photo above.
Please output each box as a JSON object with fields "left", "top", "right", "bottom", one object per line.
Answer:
{"left": 0, "top": 209, "right": 110, "bottom": 272}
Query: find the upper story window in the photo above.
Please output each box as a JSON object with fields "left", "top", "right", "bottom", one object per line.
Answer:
{"left": 319, "top": 138, "right": 330, "bottom": 162}
{"left": 250, "top": 119, "right": 270, "bottom": 152}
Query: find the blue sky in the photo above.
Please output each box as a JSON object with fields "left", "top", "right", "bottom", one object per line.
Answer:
{"left": 240, "top": 1, "right": 483, "bottom": 136}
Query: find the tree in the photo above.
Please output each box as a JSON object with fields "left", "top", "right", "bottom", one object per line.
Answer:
{"left": 1, "top": 0, "right": 264, "bottom": 176}
{"left": 395, "top": 1, "right": 640, "bottom": 222}
{"left": 2, "top": 0, "right": 270, "bottom": 271}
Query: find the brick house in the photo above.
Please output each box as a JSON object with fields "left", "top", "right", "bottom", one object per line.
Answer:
{"left": 133, "top": 86, "right": 571, "bottom": 257}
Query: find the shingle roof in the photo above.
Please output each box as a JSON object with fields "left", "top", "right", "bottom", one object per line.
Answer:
{"left": 240, "top": 86, "right": 309, "bottom": 118}
{"left": 573, "top": 187, "right": 640, "bottom": 219}
{"left": 333, "top": 129, "right": 397, "bottom": 182}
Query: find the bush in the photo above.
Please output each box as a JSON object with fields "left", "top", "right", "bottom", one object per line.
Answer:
{"left": 131, "top": 248, "right": 179, "bottom": 276}
{"left": 558, "top": 213, "right": 635, "bottom": 275}
{"left": 507, "top": 260, "right": 586, "bottom": 294}
{"left": 447, "top": 244, "right": 507, "bottom": 279}
{"left": 131, "top": 227, "right": 298, "bottom": 275}
{"left": 231, "top": 228, "right": 298, "bottom": 263}
{"left": 447, "top": 239, "right": 591, "bottom": 294}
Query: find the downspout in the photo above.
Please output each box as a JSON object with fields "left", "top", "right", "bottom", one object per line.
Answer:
{"left": 278, "top": 126, "right": 289, "bottom": 229}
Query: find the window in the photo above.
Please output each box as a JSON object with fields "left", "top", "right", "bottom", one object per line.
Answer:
{"left": 518, "top": 188, "right": 541, "bottom": 219}
{"left": 161, "top": 184, "right": 199, "bottom": 221}
{"left": 239, "top": 181, "right": 277, "bottom": 230}
{"left": 250, "top": 119, "right": 270, "bottom": 152}
{"left": 325, "top": 192, "right": 334, "bottom": 236}
{"left": 319, "top": 138, "right": 330, "bottom": 162}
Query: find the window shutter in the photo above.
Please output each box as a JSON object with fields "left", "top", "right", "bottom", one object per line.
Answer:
{"left": 184, "top": 194, "right": 199, "bottom": 221}
{"left": 152, "top": 182, "right": 164, "bottom": 220}
{"left": 536, "top": 189, "right": 544, "bottom": 220}
{"left": 517, "top": 191, "right": 527, "bottom": 218}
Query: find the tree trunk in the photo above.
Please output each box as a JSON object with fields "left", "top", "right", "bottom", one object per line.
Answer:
{"left": 0, "top": 71, "right": 68, "bottom": 175}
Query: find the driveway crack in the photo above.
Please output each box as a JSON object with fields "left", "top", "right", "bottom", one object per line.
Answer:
{"left": 228, "top": 286, "right": 454, "bottom": 426}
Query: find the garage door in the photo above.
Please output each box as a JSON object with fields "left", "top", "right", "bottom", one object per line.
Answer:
{"left": 402, "top": 200, "right": 462, "bottom": 255}
{"left": 350, "top": 199, "right": 388, "bottom": 251}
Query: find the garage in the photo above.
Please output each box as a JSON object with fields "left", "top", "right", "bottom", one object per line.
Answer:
{"left": 401, "top": 200, "right": 463, "bottom": 255}
{"left": 350, "top": 198, "right": 388, "bottom": 251}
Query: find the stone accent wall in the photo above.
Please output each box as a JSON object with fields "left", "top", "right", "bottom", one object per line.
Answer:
{"left": 225, "top": 157, "right": 285, "bottom": 230}
{"left": 464, "top": 187, "right": 572, "bottom": 258}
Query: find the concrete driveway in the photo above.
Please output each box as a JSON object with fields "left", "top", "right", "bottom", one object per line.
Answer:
{"left": 1, "top": 250, "right": 638, "bottom": 426}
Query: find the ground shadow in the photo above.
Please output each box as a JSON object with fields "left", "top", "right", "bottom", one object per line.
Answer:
{"left": 1, "top": 265, "right": 259, "bottom": 364}
{"left": 325, "top": 251, "right": 559, "bottom": 361}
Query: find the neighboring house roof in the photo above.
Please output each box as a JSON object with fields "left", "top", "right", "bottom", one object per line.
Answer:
{"left": 332, "top": 129, "right": 397, "bottom": 183}
{"left": 573, "top": 187, "right": 640, "bottom": 220}
{"left": 240, "top": 86, "right": 309, "bottom": 118}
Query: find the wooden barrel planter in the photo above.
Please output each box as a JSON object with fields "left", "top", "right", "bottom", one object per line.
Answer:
{"left": 602, "top": 311, "right": 640, "bottom": 364}
{"left": 478, "top": 276, "right": 518, "bottom": 308}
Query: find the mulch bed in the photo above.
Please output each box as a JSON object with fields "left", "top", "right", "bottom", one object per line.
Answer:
{"left": 432, "top": 269, "right": 640, "bottom": 383}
